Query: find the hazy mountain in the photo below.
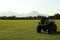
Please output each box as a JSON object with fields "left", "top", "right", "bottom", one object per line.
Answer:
{"left": 0, "top": 11, "right": 48, "bottom": 17}
{"left": 28, "top": 11, "right": 47, "bottom": 16}
{"left": 27, "top": 11, "right": 41, "bottom": 16}
{"left": 0, "top": 11, "right": 20, "bottom": 17}
{"left": 23, "top": 11, "right": 48, "bottom": 17}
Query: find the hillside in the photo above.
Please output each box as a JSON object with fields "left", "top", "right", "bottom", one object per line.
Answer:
{"left": 0, "top": 11, "right": 48, "bottom": 17}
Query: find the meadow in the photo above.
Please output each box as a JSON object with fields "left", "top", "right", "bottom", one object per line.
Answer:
{"left": 0, "top": 20, "right": 60, "bottom": 40}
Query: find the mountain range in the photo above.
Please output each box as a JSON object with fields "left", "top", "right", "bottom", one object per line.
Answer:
{"left": 0, "top": 11, "right": 48, "bottom": 17}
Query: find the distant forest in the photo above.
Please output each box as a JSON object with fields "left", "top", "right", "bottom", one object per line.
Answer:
{"left": 0, "top": 13, "right": 60, "bottom": 20}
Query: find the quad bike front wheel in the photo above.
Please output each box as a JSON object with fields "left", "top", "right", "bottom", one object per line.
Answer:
{"left": 37, "top": 25, "right": 42, "bottom": 33}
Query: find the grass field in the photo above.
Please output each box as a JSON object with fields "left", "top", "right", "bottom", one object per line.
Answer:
{"left": 0, "top": 20, "right": 60, "bottom": 40}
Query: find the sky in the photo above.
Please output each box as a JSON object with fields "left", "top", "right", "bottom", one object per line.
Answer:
{"left": 0, "top": 0, "right": 60, "bottom": 15}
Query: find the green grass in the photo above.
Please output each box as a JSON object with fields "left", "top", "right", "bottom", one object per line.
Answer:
{"left": 0, "top": 20, "right": 60, "bottom": 40}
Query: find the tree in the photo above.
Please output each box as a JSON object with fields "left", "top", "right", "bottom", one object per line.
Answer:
{"left": 54, "top": 13, "right": 60, "bottom": 19}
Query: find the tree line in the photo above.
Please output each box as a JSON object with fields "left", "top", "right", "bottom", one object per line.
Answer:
{"left": 0, "top": 13, "right": 60, "bottom": 20}
{"left": 48, "top": 13, "right": 60, "bottom": 19}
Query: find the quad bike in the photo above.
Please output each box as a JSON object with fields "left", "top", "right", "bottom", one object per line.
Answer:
{"left": 37, "top": 20, "right": 57, "bottom": 34}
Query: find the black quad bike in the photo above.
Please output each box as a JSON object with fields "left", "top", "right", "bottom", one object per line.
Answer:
{"left": 37, "top": 20, "right": 57, "bottom": 34}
